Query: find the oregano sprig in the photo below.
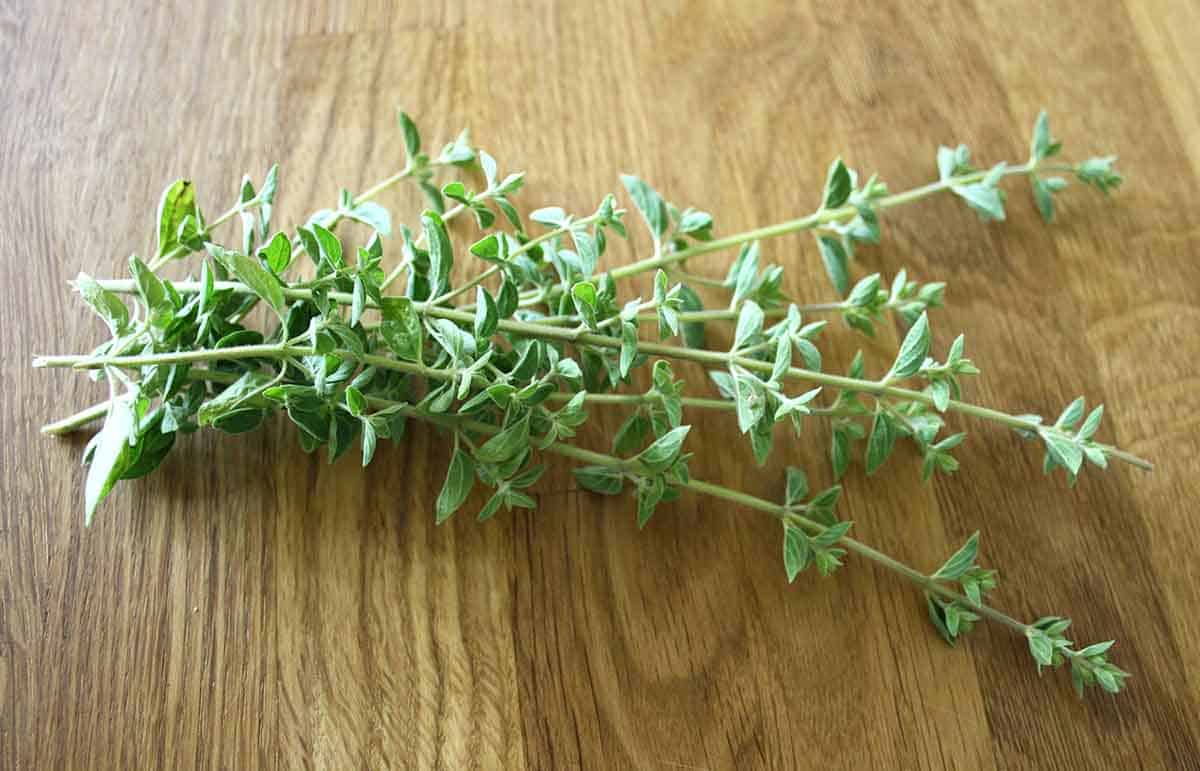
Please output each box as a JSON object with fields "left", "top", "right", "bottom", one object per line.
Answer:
{"left": 34, "top": 109, "right": 1148, "bottom": 698}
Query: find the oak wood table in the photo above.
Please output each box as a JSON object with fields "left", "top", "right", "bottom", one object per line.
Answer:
{"left": 3, "top": 1, "right": 1198, "bottom": 768}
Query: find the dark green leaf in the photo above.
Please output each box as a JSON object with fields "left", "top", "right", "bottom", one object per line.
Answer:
{"left": 636, "top": 425, "right": 690, "bottom": 472}
{"left": 816, "top": 235, "right": 850, "bottom": 296}
{"left": 207, "top": 244, "right": 285, "bottom": 320}
{"left": 890, "top": 311, "right": 930, "bottom": 379}
{"left": 785, "top": 466, "right": 809, "bottom": 506}
{"left": 422, "top": 210, "right": 453, "bottom": 292}
{"left": 865, "top": 411, "right": 897, "bottom": 474}
{"left": 823, "top": 158, "right": 852, "bottom": 209}
{"left": 156, "top": 179, "right": 197, "bottom": 260}
{"left": 399, "top": 110, "right": 420, "bottom": 160}
{"left": 260, "top": 231, "right": 292, "bottom": 274}
{"left": 620, "top": 174, "right": 667, "bottom": 240}
{"left": 73, "top": 273, "right": 130, "bottom": 334}
{"left": 931, "top": 532, "right": 979, "bottom": 580}
{"left": 475, "top": 413, "right": 531, "bottom": 464}
{"left": 783, "top": 523, "right": 810, "bottom": 582}
{"left": 474, "top": 287, "right": 498, "bottom": 339}
{"left": 733, "top": 301, "right": 764, "bottom": 351}
{"left": 436, "top": 449, "right": 474, "bottom": 523}
{"left": 619, "top": 322, "right": 638, "bottom": 378}
{"left": 84, "top": 400, "right": 137, "bottom": 525}
{"left": 379, "top": 297, "right": 423, "bottom": 362}
{"left": 574, "top": 465, "right": 624, "bottom": 495}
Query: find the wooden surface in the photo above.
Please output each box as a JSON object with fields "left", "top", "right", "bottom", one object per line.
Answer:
{"left": 3, "top": 1, "right": 1199, "bottom": 768}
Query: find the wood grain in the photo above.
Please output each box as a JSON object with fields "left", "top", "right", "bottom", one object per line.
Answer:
{"left": 3, "top": 0, "right": 1199, "bottom": 768}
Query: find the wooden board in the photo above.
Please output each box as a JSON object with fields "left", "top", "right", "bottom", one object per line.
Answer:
{"left": 3, "top": 0, "right": 1199, "bottom": 767}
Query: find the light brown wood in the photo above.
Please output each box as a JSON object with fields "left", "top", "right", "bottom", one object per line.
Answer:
{"left": 3, "top": 1, "right": 1199, "bottom": 768}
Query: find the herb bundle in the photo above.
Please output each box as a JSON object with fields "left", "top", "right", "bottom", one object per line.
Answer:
{"left": 35, "top": 111, "right": 1147, "bottom": 697}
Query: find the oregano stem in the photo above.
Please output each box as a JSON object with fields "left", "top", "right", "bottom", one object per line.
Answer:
{"left": 606, "top": 161, "right": 1075, "bottom": 282}
{"left": 356, "top": 398, "right": 1050, "bottom": 643}
{"left": 51, "top": 283, "right": 1153, "bottom": 471}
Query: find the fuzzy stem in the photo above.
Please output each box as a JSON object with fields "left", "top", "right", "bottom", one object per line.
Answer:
{"left": 363, "top": 399, "right": 1069, "bottom": 648}
{"left": 37, "top": 293, "right": 1153, "bottom": 471}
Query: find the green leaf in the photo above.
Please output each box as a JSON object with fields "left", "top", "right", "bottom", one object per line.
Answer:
{"left": 474, "top": 287, "right": 498, "bottom": 339}
{"left": 770, "top": 335, "right": 792, "bottom": 384}
{"left": 207, "top": 244, "right": 285, "bottom": 320}
{"left": 475, "top": 414, "right": 531, "bottom": 464}
{"left": 890, "top": 311, "right": 930, "bottom": 379}
{"left": 931, "top": 532, "right": 979, "bottom": 580}
{"left": 1056, "top": 397, "right": 1086, "bottom": 430}
{"left": 73, "top": 273, "right": 130, "bottom": 334}
{"left": 310, "top": 222, "right": 344, "bottom": 270}
{"left": 156, "top": 179, "right": 197, "bottom": 260}
{"left": 128, "top": 255, "right": 172, "bottom": 328}
{"left": 442, "top": 181, "right": 469, "bottom": 204}
{"left": 1030, "top": 110, "right": 1057, "bottom": 161}
{"left": 847, "top": 273, "right": 880, "bottom": 308}
{"left": 1076, "top": 156, "right": 1122, "bottom": 195}
{"left": 260, "top": 231, "right": 292, "bottom": 274}
{"left": 399, "top": 110, "right": 421, "bottom": 160}
{"left": 1042, "top": 432, "right": 1084, "bottom": 474}
{"left": 937, "top": 144, "right": 971, "bottom": 181}
{"left": 636, "top": 477, "right": 664, "bottom": 529}
{"left": 816, "top": 235, "right": 850, "bottom": 296}
{"left": 530, "top": 206, "right": 567, "bottom": 227}
{"left": 119, "top": 416, "right": 176, "bottom": 480}
{"left": 811, "top": 520, "right": 852, "bottom": 548}
{"left": 952, "top": 180, "right": 1006, "bottom": 222}
{"left": 344, "top": 385, "right": 366, "bottom": 416}
{"left": 360, "top": 419, "right": 378, "bottom": 466}
{"left": 928, "top": 380, "right": 951, "bottom": 413}
{"left": 823, "top": 158, "right": 852, "bottom": 209}
{"left": 574, "top": 465, "right": 625, "bottom": 495}
{"left": 84, "top": 399, "right": 137, "bottom": 525}
{"left": 1078, "top": 405, "right": 1104, "bottom": 441}
{"left": 347, "top": 201, "right": 392, "bottom": 236}
{"left": 864, "top": 410, "right": 897, "bottom": 474}
{"left": 350, "top": 277, "right": 366, "bottom": 327}
{"left": 379, "top": 297, "right": 423, "bottom": 362}
{"left": 197, "top": 371, "right": 272, "bottom": 426}
{"left": 497, "top": 279, "right": 519, "bottom": 318}
{"left": 572, "top": 228, "right": 598, "bottom": 276}
{"left": 477, "top": 491, "right": 505, "bottom": 522}
{"left": 1031, "top": 176, "right": 1055, "bottom": 224}
{"left": 783, "top": 524, "right": 810, "bottom": 582}
{"left": 1076, "top": 640, "right": 1115, "bottom": 658}
{"left": 784, "top": 467, "right": 809, "bottom": 506}
{"left": 734, "top": 375, "right": 764, "bottom": 434}
{"left": 677, "top": 208, "right": 713, "bottom": 237}
{"left": 422, "top": 210, "right": 453, "bottom": 292}
{"left": 619, "top": 321, "right": 638, "bottom": 378}
{"left": 733, "top": 301, "right": 764, "bottom": 351}
{"left": 636, "top": 425, "right": 690, "bottom": 473}
{"left": 129, "top": 254, "right": 165, "bottom": 308}
{"left": 726, "top": 241, "right": 759, "bottom": 294}
{"left": 830, "top": 426, "right": 851, "bottom": 480}
{"left": 436, "top": 449, "right": 475, "bottom": 523}
{"left": 620, "top": 174, "right": 667, "bottom": 241}
{"left": 678, "top": 284, "right": 706, "bottom": 348}
{"left": 469, "top": 233, "right": 505, "bottom": 262}
{"left": 614, "top": 411, "right": 650, "bottom": 456}
{"left": 1027, "top": 630, "right": 1054, "bottom": 667}
{"left": 571, "top": 281, "right": 597, "bottom": 309}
